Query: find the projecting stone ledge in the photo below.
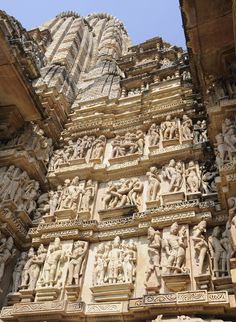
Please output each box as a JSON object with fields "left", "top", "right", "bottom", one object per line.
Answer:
{"left": 90, "top": 283, "right": 134, "bottom": 302}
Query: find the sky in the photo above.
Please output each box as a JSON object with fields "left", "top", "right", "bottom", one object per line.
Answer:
{"left": 0, "top": 0, "right": 186, "bottom": 48}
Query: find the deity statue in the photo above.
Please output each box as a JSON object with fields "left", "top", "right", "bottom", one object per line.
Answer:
{"left": 107, "top": 236, "right": 122, "bottom": 284}
{"left": 146, "top": 166, "right": 161, "bottom": 201}
{"left": 59, "top": 177, "right": 80, "bottom": 211}
{"left": 200, "top": 161, "right": 218, "bottom": 194}
{"left": 111, "top": 135, "right": 125, "bottom": 158}
{"left": 162, "top": 223, "right": 187, "bottom": 274}
{"left": 128, "top": 178, "right": 143, "bottom": 207}
{"left": 185, "top": 161, "right": 200, "bottom": 193}
{"left": 67, "top": 241, "right": 88, "bottom": 285}
{"left": 145, "top": 227, "right": 161, "bottom": 291}
{"left": 208, "top": 226, "right": 227, "bottom": 278}
{"left": 27, "top": 244, "right": 47, "bottom": 290}
{"left": 191, "top": 220, "right": 209, "bottom": 274}
{"left": 42, "top": 238, "right": 68, "bottom": 287}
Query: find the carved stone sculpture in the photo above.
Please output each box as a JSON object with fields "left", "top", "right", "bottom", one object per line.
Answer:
{"left": 181, "top": 115, "right": 193, "bottom": 140}
{"left": 11, "top": 252, "right": 27, "bottom": 293}
{"left": 0, "top": 236, "right": 15, "bottom": 284}
{"left": 162, "top": 222, "right": 187, "bottom": 274}
{"left": 67, "top": 241, "right": 88, "bottom": 285}
{"left": 72, "top": 136, "right": 94, "bottom": 159}
{"left": 91, "top": 135, "right": 106, "bottom": 160}
{"left": 160, "top": 115, "right": 178, "bottom": 140}
{"left": 208, "top": 226, "right": 227, "bottom": 278}
{"left": 200, "top": 161, "right": 218, "bottom": 194}
{"left": 191, "top": 220, "right": 208, "bottom": 274}
{"left": 93, "top": 237, "right": 137, "bottom": 285}
{"left": 161, "top": 159, "right": 183, "bottom": 192}
{"left": 111, "top": 131, "right": 144, "bottom": 158}
{"left": 148, "top": 123, "right": 160, "bottom": 147}
{"left": 103, "top": 178, "right": 142, "bottom": 209}
{"left": 147, "top": 166, "right": 161, "bottom": 201}
{"left": 41, "top": 237, "right": 68, "bottom": 287}
{"left": 78, "top": 180, "right": 95, "bottom": 213}
{"left": 145, "top": 227, "right": 161, "bottom": 292}
{"left": 227, "top": 197, "right": 236, "bottom": 252}
{"left": 185, "top": 161, "right": 200, "bottom": 193}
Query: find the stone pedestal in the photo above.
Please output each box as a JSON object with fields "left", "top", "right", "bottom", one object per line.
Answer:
{"left": 146, "top": 199, "right": 161, "bottom": 209}
{"left": 186, "top": 192, "right": 201, "bottom": 200}
{"left": 90, "top": 283, "right": 134, "bottom": 301}
{"left": 182, "top": 139, "right": 193, "bottom": 145}
{"left": 162, "top": 139, "right": 179, "bottom": 147}
{"left": 7, "top": 292, "right": 21, "bottom": 305}
{"left": 42, "top": 214, "right": 55, "bottom": 223}
{"left": 65, "top": 285, "right": 80, "bottom": 302}
{"left": 108, "top": 153, "right": 141, "bottom": 165}
{"left": 69, "top": 158, "right": 86, "bottom": 166}
{"left": 77, "top": 210, "right": 91, "bottom": 220}
{"left": 90, "top": 157, "right": 102, "bottom": 164}
{"left": 161, "top": 191, "right": 185, "bottom": 204}
{"left": 194, "top": 274, "right": 211, "bottom": 290}
{"left": 19, "top": 289, "right": 35, "bottom": 302}
{"left": 55, "top": 208, "right": 77, "bottom": 220}
{"left": 162, "top": 273, "right": 190, "bottom": 292}
{"left": 98, "top": 205, "right": 137, "bottom": 220}
{"left": 35, "top": 287, "right": 61, "bottom": 302}
{"left": 212, "top": 276, "right": 233, "bottom": 292}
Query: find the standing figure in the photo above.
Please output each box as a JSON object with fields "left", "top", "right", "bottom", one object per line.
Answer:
{"left": 28, "top": 244, "right": 47, "bottom": 290}
{"left": 191, "top": 220, "right": 209, "bottom": 275}
{"left": 208, "top": 226, "right": 226, "bottom": 278}
{"left": 122, "top": 240, "right": 137, "bottom": 283}
{"left": 185, "top": 161, "right": 200, "bottom": 193}
{"left": 0, "top": 236, "right": 15, "bottom": 284}
{"left": 162, "top": 222, "right": 187, "bottom": 274}
{"left": 145, "top": 227, "right": 161, "bottom": 291}
{"left": 42, "top": 238, "right": 67, "bottom": 287}
{"left": 148, "top": 123, "right": 160, "bottom": 147}
{"left": 107, "top": 236, "right": 122, "bottom": 284}
{"left": 91, "top": 135, "right": 106, "bottom": 159}
{"left": 11, "top": 252, "right": 28, "bottom": 293}
{"left": 128, "top": 178, "right": 143, "bottom": 207}
{"left": 67, "top": 241, "right": 88, "bottom": 285}
{"left": 147, "top": 167, "right": 161, "bottom": 201}
{"left": 79, "top": 180, "right": 95, "bottom": 212}
{"left": 181, "top": 114, "right": 193, "bottom": 140}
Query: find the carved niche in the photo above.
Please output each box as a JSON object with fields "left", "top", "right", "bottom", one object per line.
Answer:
{"left": 43, "top": 177, "right": 97, "bottom": 221}
{"left": 98, "top": 177, "right": 143, "bottom": 219}
{"left": 91, "top": 236, "right": 137, "bottom": 301}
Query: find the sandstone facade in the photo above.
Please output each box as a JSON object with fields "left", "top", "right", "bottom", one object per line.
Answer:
{"left": 0, "top": 3, "right": 235, "bottom": 322}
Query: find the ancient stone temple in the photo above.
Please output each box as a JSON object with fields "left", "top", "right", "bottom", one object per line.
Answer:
{"left": 0, "top": 1, "right": 235, "bottom": 321}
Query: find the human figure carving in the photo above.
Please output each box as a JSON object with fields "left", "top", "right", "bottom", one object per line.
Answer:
{"left": 0, "top": 236, "right": 15, "bottom": 284}
{"left": 42, "top": 237, "right": 67, "bottom": 287}
{"left": 147, "top": 166, "right": 161, "bottom": 201}
{"left": 208, "top": 226, "right": 226, "bottom": 278}
{"left": 148, "top": 123, "right": 160, "bottom": 147}
{"left": 145, "top": 227, "right": 161, "bottom": 290}
{"left": 79, "top": 180, "right": 95, "bottom": 213}
{"left": 67, "top": 241, "right": 88, "bottom": 285}
{"left": 185, "top": 161, "right": 200, "bottom": 193}
{"left": 91, "top": 135, "right": 106, "bottom": 159}
{"left": 161, "top": 159, "right": 183, "bottom": 192}
{"left": 11, "top": 252, "right": 28, "bottom": 293}
{"left": 191, "top": 220, "right": 209, "bottom": 274}
{"left": 181, "top": 115, "right": 193, "bottom": 140}
{"left": 161, "top": 115, "right": 178, "bottom": 140}
{"left": 162, "top": 223, "right": 187, "bottom": 274}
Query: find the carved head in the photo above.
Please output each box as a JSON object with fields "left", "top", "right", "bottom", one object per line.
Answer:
{"left": 169, "top": 159, "right": 176, "bottom": 167}
{"left": 170, "top": 222, "right": 179, "bottom": 235}
{"left": 212, "top": 226, "right": 221, "bottom": 237}
{"left": 53, "top": 237, "right": 61, "bottom": 249}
